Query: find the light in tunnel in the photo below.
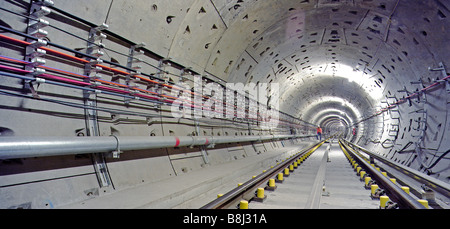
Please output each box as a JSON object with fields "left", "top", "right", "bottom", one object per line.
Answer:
{"left": 311, "top": 109, "right": 352, "bottom": 125}
{"left": 320, "top": 116, "right": 350, "bottom": 136}
{"left": 313, "top": 63, "right": 384, "bottom": 101}
{"left": 308, "top": 96, "right": 362, "bottom": 122}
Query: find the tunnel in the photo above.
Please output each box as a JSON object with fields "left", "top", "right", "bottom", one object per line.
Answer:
{"left": 0, "top": 0, "right": 449, "bottom": 210}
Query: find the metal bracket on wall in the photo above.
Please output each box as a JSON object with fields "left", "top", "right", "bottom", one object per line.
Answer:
{"left": 411, "top": 110, "right": 427, "bottom": 141}
{"left": 428, "top": 62, "right": 447, "bottom": 79}
{"left": 24, "top": 0, "right": 53, "bottom": 98}
{"left": 125, "top": 42, "right": 145, "bottom": 105}
{"left": 428, "top": 62, "right": 449, "bottom": 93}
{"left": 83, "top": 23, "right": 114, "bottom": 189}
{"left": 109, "top": 135, "right": 122, "bottom": 159}
{"left": 194, "top": 119, "right": 210, "bottom": 165}
{"left": 180, "top": 67, "right": 192, "bottom": 83}
{"left": 397, "top": 86, "right": 413, "bottom": 106}
{"left": 157, "top": 58, "right": 170, "bottom": 84}
{"left": 83, "top": 23, "right": 109, "bottom": 136}
{"left": 91, "top": 153, "right": 114, "bottom": 189}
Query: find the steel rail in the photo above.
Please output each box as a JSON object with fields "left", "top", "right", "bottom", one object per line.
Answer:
{"left": 339, "top": 139, "right": 427, "bottom": 209}
{"left": 200, "top": 140, "right": 326, "bottom": 209}
{"left": 342, "top": 139, "right": 450, "bottom": 199}
{"left": 0, "top": 134, "right": 315, "bottom": 160}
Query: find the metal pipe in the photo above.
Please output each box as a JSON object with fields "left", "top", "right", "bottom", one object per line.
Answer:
{"left": 0, "top": 135, "right": 314, "bottom": 160}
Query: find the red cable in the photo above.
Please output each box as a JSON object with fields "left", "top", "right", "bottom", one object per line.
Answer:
{"left": 40, "top": 73, "right": 91, "bottom": 86}
{"left": 0, "top": 33, "right": 289, "bottom": 124}
{"left": 0, "top": 34, "right": 253, "bottom": 116}
{"left": 0, "top": 34, "right": 30, "bottom": 45}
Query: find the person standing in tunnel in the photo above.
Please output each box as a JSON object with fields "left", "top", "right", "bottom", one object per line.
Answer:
{"left": 316, "top": 126, "right": 323, "bottom": 141}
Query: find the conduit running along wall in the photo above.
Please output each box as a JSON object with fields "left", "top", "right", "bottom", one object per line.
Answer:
{"left": 0, "top": 134, "right": 312, "bottom": 160}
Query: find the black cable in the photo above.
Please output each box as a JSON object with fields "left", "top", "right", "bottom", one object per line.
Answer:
{"left": 0, "top": 70, "right": 166, "bottom": 106}
{"left": 424, "top": 149, "right": 450, "bottom": 172}
{"left": 0, "top": 7, "right": 314, "bottom": 128}
{"left": 0, "top": 88, "right": 273, "bottom": 131}
{"left": 45, "top": 4, "right": 316, "bottom": 128}
{"left": 388, "top": 141, "right": 413, "bottom": 160}
{"left": 0, "top": 13, "right": 175, "bottom": 84}
{"left": 397, "top": 141, "right": 413, "bottom": 153}
{"left": 0, "top": 89, "right": 158, "bottom": 118}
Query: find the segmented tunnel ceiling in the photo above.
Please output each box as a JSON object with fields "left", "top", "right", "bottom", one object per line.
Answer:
{"left": 0, "top": 0, "right": 449, "bottom": 209}
{"left": 86, "top": 0, "right": 448, "bottom": 130}
{"left": 48, "top": 0, "right": 450, "bottom": 130}
{"left": 215, "top": 0, "right": 448, "bottom": 128}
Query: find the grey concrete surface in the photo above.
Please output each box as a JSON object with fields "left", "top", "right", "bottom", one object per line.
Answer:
{"left": 0, "top": 0, "right": 448, "bottom": 209}
{"left": 61, "top": 143, "right": 311, "bottom": 209}
{"left": 251, "top": 142, "right": 379, "bottom": 209}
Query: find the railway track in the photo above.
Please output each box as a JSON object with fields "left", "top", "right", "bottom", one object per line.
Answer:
{"left": 200, "top": 140, "right": 326, "bottom": 209}
{"left": 201, "top": 138, "right": 450, "bottom": 209}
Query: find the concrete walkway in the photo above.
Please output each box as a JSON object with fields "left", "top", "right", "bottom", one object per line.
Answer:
{"left": 320, "top": 142, "right": 379, "bottom": 209}
{"left": 61, "top": 142, "right": 314, "bottom": 209}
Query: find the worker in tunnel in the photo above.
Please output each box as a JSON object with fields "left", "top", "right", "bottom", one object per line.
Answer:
{"left": 316, "top": 126, "right": 322, "bottom": 141}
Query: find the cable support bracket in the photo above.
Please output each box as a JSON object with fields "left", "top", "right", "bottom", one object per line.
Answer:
{"left": 23, "top": 0, "right": 53, "bottom": 99}
{"left": 110, "top": 135, "right": 122, "bottom": 159}
{"left": 428, "top": 62, "right": 449, "bottom": 92}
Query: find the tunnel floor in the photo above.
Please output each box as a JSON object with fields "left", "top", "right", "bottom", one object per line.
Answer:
{"left": 60, "top": 142, "right": 314, "bottom": 209}
{"left": 250, "top": 140, "right": 379, "bottom": 209}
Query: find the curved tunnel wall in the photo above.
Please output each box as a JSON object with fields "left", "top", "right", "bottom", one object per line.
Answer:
{"left": 0, "top": 0, "right": 448, "bottom": 208}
